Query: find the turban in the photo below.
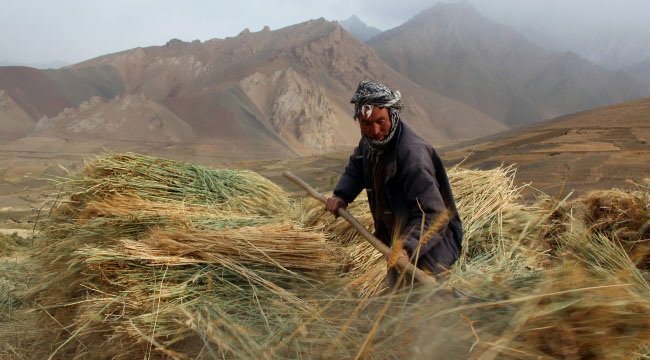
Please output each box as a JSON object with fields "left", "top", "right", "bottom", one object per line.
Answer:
{"left": 350, "top": 80, "right": 403, "bottom": 150}
{"left": 350, "top": 80, "right": 403, "bottom": 120}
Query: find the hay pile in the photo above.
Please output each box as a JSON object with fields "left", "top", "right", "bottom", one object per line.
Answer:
{"left": 9, "top": 152, "right": 650, "bottom": 359}
{"left": 580, "top": 189, "right": 650, "bottom": 269}
{"left": 296, "top": 165, "right": 650, "bottom": 359}
{"left": 301, "top": 165, "right": 549, "bottom": 297}
{"left": 28, "top": 152, "right": 344, "bottom": 359}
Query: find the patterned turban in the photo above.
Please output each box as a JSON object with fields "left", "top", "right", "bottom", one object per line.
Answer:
{"left": 350, "top": 80, "right": 403, "bottom": 150}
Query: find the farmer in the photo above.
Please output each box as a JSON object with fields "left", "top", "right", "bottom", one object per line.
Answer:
{"left": 326, "top": 80, "right": 463, "bottom": 288}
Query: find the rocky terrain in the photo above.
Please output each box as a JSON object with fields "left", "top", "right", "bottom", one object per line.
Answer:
{"left": 368, "top": 2, "right": 644, "bottom": 126}
{"left": 0, "top": 18, "right": 504, "bottom": 156}
{"left": 0, "top": 90, "right": 34, "bottom": 142}
{"left": 339, "top": 15, "right": 381, "bottom": 42}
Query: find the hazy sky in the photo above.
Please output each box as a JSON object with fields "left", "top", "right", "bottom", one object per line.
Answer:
{"left": 1, "top": 0, "right": 649, "bottom": 65}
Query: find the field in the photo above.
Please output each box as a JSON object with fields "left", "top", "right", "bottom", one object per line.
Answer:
{"left": 0, "top": 97, "right": 648, "bottom": 359}
{"left": 0, "top": 149, "right": 648, "bottom": 359}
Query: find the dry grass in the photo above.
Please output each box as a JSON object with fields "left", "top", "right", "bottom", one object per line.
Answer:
{"left": 0, "top": 232, "right": 24, "bottom": 257}
{"left": 1, "top": 153, "right": 649, "bottom": 359}
{"left": 300, "top": 165, "right": 550, "bottom": 297}
{"left": 16, "top": 152, "right": 346, "bottom": 359}
{"left": 580, "top": 189, "right": 650, "bottom": 269}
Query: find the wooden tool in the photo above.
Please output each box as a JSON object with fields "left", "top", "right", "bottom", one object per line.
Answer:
{"left": 283, "top": 171, "right": 436, "bottom": 286}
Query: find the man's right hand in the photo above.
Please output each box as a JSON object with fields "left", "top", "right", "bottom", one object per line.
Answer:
{"left": 325, "top": 196, "right": 347, "bottom": 217}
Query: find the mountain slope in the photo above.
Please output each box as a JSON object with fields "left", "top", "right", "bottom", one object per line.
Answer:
{"left": 442, "top": 97, "right": 650, "bottom": 196}
{"left": 0, "top": 65, "right": 123, "bottom": 120}
{"left": 0, "top": 89, "right": 35, "bottom": 142}
{"left": 30, "top": 94, "right": 197, "bottom": 143}
{"left": 340, "top": 15, "right": 382, "bottom": 42}
{"left": 624, "top": 59, "right": 650, "bottom": 95}
{"left": 518, "top": 26, "right": 650, "bottom": 71}
{"left": 368, "top": 2, "right": 643, "bottom": 127}
{"left": 69, "top": 19, "right": 505, "bottom": 152}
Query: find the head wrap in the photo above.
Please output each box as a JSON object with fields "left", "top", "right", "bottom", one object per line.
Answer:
{"left": 350, "top": 80, "right": 403, "bottom": 151}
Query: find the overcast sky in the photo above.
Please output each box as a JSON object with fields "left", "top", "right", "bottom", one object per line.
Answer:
{"left": 1, "top": 0, "right": 650, "bottom": 66}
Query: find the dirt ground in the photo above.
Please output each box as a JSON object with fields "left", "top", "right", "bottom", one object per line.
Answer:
{"left": 1, "top": 97, "right": 648, "bottom": 230}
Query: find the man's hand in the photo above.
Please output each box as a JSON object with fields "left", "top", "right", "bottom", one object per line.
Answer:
{"left": 385, "top": 248, "right": 409, "bottom": 267}
{"left": 325, "top": 196, "right": 347, "bottom": 217}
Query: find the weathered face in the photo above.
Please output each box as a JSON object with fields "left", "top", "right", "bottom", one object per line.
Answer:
{"left": 358, "top": 106, "right": 391, "bottom": 141}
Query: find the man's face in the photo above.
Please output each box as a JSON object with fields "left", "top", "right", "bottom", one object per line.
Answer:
{"left": 358, "top": 106, "right": 391, "bottom": 141}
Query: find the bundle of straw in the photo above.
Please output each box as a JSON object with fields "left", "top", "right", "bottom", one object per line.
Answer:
{"left": 65, "top": 152, "right": 290, "bottom": 216}
{"left": 293, "top": 214, "right": 650, "bottom": 360}
{"left": 267, "top": 224, "right": 650, "bottom": 359}
{"left": 17, "top": 152, "right": 650, "bottom": 359}
{"left": 28, "top": 152, "right": 344, "bottom": 359}
{"left": 582, "top": 189, "right": 649, "bottom": 240}
{"left": 537, "top": 189, "right": 650, "bottom": 271}
{"left": 410, "top": 225, "right": 650, "bottom": 360}
{"left": 299, "top": 165, "right": 548, "bottom": 297}
{"left": 580, "top": 189, "right": 650, "bottom": 269}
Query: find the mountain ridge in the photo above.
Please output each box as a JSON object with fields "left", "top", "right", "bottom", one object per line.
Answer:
{"left": 368, "top": 2, "right": 644, "bottom": 127}
{"left": 0, "top": 18, "right": 504, "bottom": 155}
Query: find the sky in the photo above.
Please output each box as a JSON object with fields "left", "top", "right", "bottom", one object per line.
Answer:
{"left": 1, "top": 0, "right": 650, "bottom": 66}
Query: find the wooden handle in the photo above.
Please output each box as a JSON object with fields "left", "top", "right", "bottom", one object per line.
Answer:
{"left": 283, "top": 171, "right": 436, "bottom": 286}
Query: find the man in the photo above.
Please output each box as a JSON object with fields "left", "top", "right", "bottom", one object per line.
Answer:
{"left": 326, "top": 80, "right": 463, "bottom": 287}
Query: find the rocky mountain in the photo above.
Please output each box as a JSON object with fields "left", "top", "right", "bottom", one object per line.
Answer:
{"left": 3, "top": 8, "right": 647, "bottom": 158}
{"left": 0, "top": 65, "right": 123, "bottom": 121}
{"left": 368, "top": 2, "right": 644, "bottom": 127}
{"left": 339, "top": 15, "right": 382, "bottom": 42}
{"left": 30, "top": 94, "right": 196, "bottom": 143}
{"left": 0, "top": 89, "right": 34, "bottom": 142}
{"left": 0, "top": 18, "right": 503, "bottom": 157}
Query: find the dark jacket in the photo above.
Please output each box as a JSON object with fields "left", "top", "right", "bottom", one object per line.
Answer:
{"left": 333, "top": 122, "right": 463, "bottom": 273}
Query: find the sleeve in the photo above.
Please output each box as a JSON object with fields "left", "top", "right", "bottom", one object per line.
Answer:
{"left": 332, "top": 144, "right": 365, "bottom": 204}
{"left": 399, "top": 146, "right": 450, "bottom": 258}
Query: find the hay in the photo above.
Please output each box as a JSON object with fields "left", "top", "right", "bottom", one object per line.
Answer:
{"left": 26, "top": 152, "right": 346, "bottom": 359}
{"left": 578, "top": 190, "right": 650, "bottom": 270}
{"left": 580, "top": 189, "right": 650, "bottom": 269}
{"left": 301, "top": 165, "right": 549, "bottom": 297}
{"left": 536, "top": 188, "right": 650, "bottom": 271}
{"left": 419, "top": 225, "right": 650, "bottom": 360}
{"left": 299, "top": 201, "right": 650, "bottom": 359}
{"left": 271, "top": 225, "right": 650, "bottom": 359}
{"left": 59, "top": 151, "right": 291, "bottom": 216}
{"left": 0, "top": 232, "right": 24, "bottom": 257}
{"left": 582, "top": 189, "right": 649, "bottom": 240}
{"left": 7, "top": 152, "right": 650, "bottom": 359}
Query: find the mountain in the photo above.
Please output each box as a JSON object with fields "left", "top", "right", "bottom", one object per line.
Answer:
{"left": 368, "top": 2, "right": 644, "bottom": 127}
{"left": 518, "top": 26, "right": 650, "bottom": 71}
{"left": 0, "top": 60, "right": 70, "bottom": 69}
{"left": 0, "top": 19, "right": 503, "bottom": 158}
{"left": 30, "top": 94, "right": 197, "bottom": 143}
{"left": 0, "top": 89, "right": 34, "bottom": 142}
{"left": 339, "top": 15, "right": 382, "bottom": 42}
{"left": 442, "top": 96, "right": 650, "bottom": 197}
{"left": 0, "top": 65, "right": 123, "bottom": 121}
{"left": 624, "top": 59, "right": 650, "bottom": 95}
{"left": 74, "top": 19, "right": 504, "bottom": 148}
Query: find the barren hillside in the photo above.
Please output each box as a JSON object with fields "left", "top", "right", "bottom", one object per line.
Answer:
{"left": 0, "top": 90, "right": 34, "bottom": 142}
{"left": 442, "top": 97, "right": 650, "bottom": 197}
{"left": 30, "top": 94, "right": 196, "bottom": 143}
{"left": 74, "top": 19, "right": 505, "bottom": 150}
{"left": 1, "top": 19, "right": 505, "bottom": 156}
{"left": 368, "top": 2, "right": 643, "bottom": 127}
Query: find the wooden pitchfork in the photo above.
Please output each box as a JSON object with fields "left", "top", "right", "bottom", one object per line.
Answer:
{"left": 283, "top": 171, "right": 436, "bottom": 286}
